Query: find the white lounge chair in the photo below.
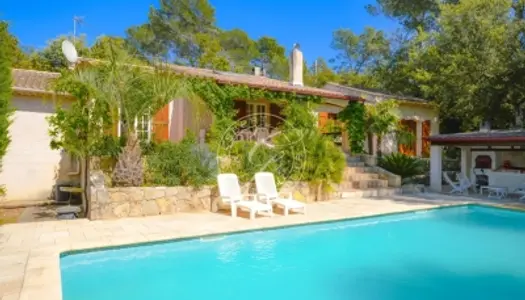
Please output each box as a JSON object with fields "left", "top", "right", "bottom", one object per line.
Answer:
{"left": 254, "top": 172, "right": 306, "bottom": 216}
{"left": 458, "top": 172, "right": 477, "bottom": 193}
{"left": 217, "top": 174, "right": 273, "bottom": 220}
{"left": 443, "top": 172, "right": 471, "bottom": 194}
{"left": 509, "top": 184, "right": 525, "bottom": 201}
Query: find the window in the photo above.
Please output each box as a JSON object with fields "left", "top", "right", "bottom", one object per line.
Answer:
{"left": 118, "top": 108, "right": 152, "bottom": 141}
{"left": 246, "top": 103, "right": 269, "bottom": 128}
{"left": 135, "top": 113, "right": 152, "bottom": 141}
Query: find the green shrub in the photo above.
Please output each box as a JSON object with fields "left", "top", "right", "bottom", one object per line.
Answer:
{"left": 274, "top": 129, "right": 345, "bottom": 186}
{"left": 144, "top": 134, "right": 216, "bottom": 187}
{"left": 0, "top": 23, "right": 13, "bottom": 176}
{"left": 220, "top": 141, "right": 280, "bottom": 183}
{"left": 378, "top": 153, "right": 426, "bottom": 181}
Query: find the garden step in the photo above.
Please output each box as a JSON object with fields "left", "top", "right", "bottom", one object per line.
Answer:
{"left": 345, "top": 156, "right": 363, "bottom": 163}
{"left": 344, "top": 166, "right": 376, "bottom": 175}
{"left": 346, "top": 161, "right": 365, "bottom": 167}
{"left": 340, "top": 188, "right": 401, "bottom": 199}
{"left": 343, "top": 173, "right": 380, "bottom": 181}
{"left": 352, "top": 179, "right": 389, "bottom": 189}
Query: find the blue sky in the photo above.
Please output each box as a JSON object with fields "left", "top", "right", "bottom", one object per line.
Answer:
{"left": 1, "top": 0, "right": 397, "bottom": 63}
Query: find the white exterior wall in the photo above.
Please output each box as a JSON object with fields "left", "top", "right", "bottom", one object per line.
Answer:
{"left": 0, "top": 96, "right": 75, "bottom": 202}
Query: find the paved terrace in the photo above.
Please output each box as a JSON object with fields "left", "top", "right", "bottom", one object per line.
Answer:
{"left": 0, "top": 194, "right": 522, "bottom": 300}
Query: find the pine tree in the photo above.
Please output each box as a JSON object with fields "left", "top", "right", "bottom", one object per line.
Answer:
{"left": 0, "top": 22, "right": 13, "bottom": 181}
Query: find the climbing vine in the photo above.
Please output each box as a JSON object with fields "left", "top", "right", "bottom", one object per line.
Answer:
{"left": 338, "top": 101, "right": 366, "bottom": 154}
{"left": 189, "top": 77, "right": 322, "bottom": 151}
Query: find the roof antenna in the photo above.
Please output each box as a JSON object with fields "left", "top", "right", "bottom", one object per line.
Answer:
{"left": 73, "top": 16, "right": 84, "bottom": 43}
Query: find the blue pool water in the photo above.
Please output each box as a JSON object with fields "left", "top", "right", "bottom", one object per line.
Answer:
{"left": 61, "top": 205, "right": 525, "bottom": 300}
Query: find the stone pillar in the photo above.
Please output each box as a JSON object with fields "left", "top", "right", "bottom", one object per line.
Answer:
{"left": 416, "top": 120, "right": 423, "bottom": 157}
{"left": 430, "top": 145, "right": 443, "bottom": 192}
{"left": 460, "top": 147, "right": 471, "bottom": 181}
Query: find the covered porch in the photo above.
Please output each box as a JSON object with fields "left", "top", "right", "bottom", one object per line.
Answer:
{"left": 427, "top": 129, "right": 525, "bottom": 194}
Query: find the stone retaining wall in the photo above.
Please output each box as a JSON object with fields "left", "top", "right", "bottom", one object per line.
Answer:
{"left": 88, "top": 182, "right": 343, "bottom": 220}
{"left": 88, "top": 186, "right": 215, "bottom": 220}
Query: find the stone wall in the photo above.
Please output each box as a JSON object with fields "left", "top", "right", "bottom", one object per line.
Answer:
{"left": 88, "top": 181, "right": 343, "bottom": 220}
{"left": 89, "top": 186, "right": 215, "bottom": 220}
{"left": 280, "top": 181, "right": 343, "bottom": 202}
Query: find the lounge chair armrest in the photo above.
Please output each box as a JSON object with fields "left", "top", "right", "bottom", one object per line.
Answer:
{"left": 256, "top": 193, "right": 273, "bottom": 204}
{"left": 279, "top": 191, "right": 292, "bottom": 199}
{"left": 243, "top": 194, "right": 258, "bottom": 201}
{"left": 220, "top": 196, "right": 240, "bottom": 204}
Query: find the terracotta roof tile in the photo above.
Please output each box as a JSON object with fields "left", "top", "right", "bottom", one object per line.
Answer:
{"left": 12, "top": 69, "right": 59, "bottom": 93}
{"left": 11, "top": 63, "right": 359, "bottom": 101}
{"left": 324, "top": 82, "right": 428, "bottom": 104}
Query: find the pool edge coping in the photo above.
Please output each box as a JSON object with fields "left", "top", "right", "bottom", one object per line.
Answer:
{"left": 60, "top": 202, "right": 478, "bottom": 258}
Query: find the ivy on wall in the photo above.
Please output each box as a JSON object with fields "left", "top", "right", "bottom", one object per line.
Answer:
{"left": 338, "top": 101, "right": 366, "bottom": 154}
{"left": 189, "top": 77, "right": 322, "bottom": 150}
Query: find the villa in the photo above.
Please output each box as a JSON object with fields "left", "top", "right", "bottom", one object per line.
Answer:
{"left": 1, "top": 46, "right": 363, "bottom": 203}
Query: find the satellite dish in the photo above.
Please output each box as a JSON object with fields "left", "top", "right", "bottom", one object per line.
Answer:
{"left": 61, "top": 40, "right": 78, "bottom": 63}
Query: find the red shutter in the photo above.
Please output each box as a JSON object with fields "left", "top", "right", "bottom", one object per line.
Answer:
{"left": 234, "top": 100, "right": 247, "bottom": 121}
{"left": 152, "top": 104, "right": 170, "bottom": 142}
{"left": 398, "top": 120, "right": 417, "bottom": 156}
{"left": 270, "top": 103, "right": 283, "bottom": 128}
{"left": 422, "top": 120, "right": 431, "bottom": 157}
{"left": 318, "top": 112, "right": 328, "bottom": 131}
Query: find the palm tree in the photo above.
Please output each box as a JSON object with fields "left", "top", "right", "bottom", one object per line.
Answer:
{"left": 50, "top": 47, "right": 201, "bottom": 213}
{"left": 365, "top": 99, "right": 401, "bottom": 157}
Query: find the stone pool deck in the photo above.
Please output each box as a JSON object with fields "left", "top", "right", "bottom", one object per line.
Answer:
{"left": 0, "top": 194, "right": 519, "bottom": 300}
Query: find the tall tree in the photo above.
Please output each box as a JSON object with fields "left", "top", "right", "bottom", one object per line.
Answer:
{"left": 253, "top": 37, "right": 288, "bottom": 79}
{"left": 331, "top": 27, "right": 390, "bottom": 74}
{"left": 219, "top": 29, "right": 259, "bottom": 73}
{"left": 127, "top": 0, "right": 217, "bottom": 65}
{"left": 31, "top": 35, "right": 89, "bottom": 72}
{"left": 3, "top": 25, "right": 32, "bottom": 69}
{"left": 414, "top": 0, "right": 515, "bottom": 130}
{"left": 89, "top": 36, "right": 142, "bottom": 62}
{"left": 305, "top": 58, "right": 338, "bottom": 87}
{"left": 194, "top": 33, "right": 230, "bottom": 70}
{"left": 366, "top": 0, "right": 459, "bottom": 32}
{"left": 0, "top": 22, "right": 13, "bottom": 191}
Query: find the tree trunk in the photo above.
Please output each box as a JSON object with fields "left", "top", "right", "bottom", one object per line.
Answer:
{"left": 80, "top": 157, "right": 89, "bottom": 217}
{"left": 112, "top": 133, "right": 144, "bottom": 187}
{"left": 377, "top": 135, "right": 383, "bottom": 158}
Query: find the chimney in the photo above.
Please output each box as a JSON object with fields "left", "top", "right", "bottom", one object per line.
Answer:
{"left": 289, "top": 43, "right": 303, "bottom": 86}
{"left": 479, "top": 121, "right": 491, "bottom": 132}
{"left": 253, "top": 66, "right": 261, "bottom": 76}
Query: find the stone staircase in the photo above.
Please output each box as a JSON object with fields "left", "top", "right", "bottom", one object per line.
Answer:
{"left": 339, "top": 155, "right": 400, "bottom": 199}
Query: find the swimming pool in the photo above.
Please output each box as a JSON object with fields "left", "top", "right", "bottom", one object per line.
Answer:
{"left": 60, "top": 205, "right": 525, "bottom": 300}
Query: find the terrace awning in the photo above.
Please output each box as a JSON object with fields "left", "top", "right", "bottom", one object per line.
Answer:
{"left": 427, "top": 129, "right": 525, "bottom": 146}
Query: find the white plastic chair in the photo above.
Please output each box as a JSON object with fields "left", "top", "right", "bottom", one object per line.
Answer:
{"left": 509, "top": 184, "right": 525, "bottom": 201}
{"left": 254, "top": 172, "right": 306, "bottom": 216}
{"left": 458, "top": 172, "right": 477, "bottom": 193}
{"left": 443, "top": 172, "right": 471, "bottom": 194}
{"left": 217, "top": 174, "right": 273, "bottom": 220}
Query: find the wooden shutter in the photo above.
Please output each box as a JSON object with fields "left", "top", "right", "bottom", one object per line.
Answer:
{"left": 270, "top": 103, "right": 283, "bottom": 128}
{"left": 422, "top": 120, "right": 431, "bottom": 157}
{"left": 318, "top": 112, "right": 328, "bottom": 130}
{"left": 152, "top": 104, "right": 170, "bottom": 142}
{"left": 234, "top": 100, "right": 247, "bottom": 120}
{"left": 398, "top": 120, "right": 417, "bottom": 156}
